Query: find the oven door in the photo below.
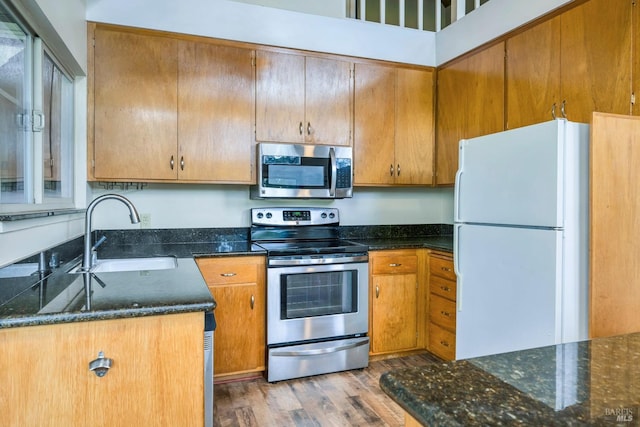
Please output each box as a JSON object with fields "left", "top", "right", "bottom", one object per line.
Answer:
{"left": 267, "top": 261, "right": 368, "bottom": 345}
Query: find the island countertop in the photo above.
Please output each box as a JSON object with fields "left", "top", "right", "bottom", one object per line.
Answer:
{"left": 380, "top": 332, "right": 640, "bottom": 426}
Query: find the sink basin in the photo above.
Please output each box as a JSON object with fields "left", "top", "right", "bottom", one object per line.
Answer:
{"left": 70, "top": 256, "right": 178, "bottom": 273}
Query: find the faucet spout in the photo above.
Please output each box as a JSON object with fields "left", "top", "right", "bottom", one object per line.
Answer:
{"left": 82, "top": 194, "right": 140, "bottom": 271}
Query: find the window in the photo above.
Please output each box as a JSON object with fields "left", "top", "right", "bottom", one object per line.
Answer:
{"left": 0, "top": 1, "right": 75, "bottom": 213}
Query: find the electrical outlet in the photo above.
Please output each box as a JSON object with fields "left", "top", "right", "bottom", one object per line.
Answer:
{"left": 140, "top": 213, "right": 151, "bottom": 228}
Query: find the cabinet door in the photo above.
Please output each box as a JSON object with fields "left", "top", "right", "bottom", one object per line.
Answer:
{"left": 93, "top": 27, "right": 178, "bottom": 180}
{"left": 435, "top": 59, "right": 467, "bottom": 186}
{"left": 634, "top": 2, "right": 640, "bottom": 117}
{"left": 305, "top": 56, "right": 352, "bottom": 146}
{"left": 0, "top": 313, "right": 204, "bottom": 426}
{"left": 353, "top": 63, "right": 396, "bottom": 185}
{"left": 590, "top": 113, "right": 640, "bottom": 338}
{"left": 255, "top": 50, "right": 305, "bottom": 143}
{"left": 371, "top": 274, "right": 418, "bottom": 353}
{"left": 506, "top": 16, "right": 561, "bottom": 129}
{"left": 178, "top": 42, "right": 255, "bottom": 183}
{"left": 466, "top": 42, "right": 505, "bottom": 142}
{"left": 561, "top": 0, "right": 632, "bottom": 122}
{"left": 395, "top": 68, "right": 434, "bottom": 185}
{"left": 209, "top": 284, "right": 263, "bottom": 375}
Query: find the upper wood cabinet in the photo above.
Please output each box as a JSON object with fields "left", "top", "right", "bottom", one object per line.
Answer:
{"left": 634, "top": 1, "right": 640, "bottom": 117}
{"left": 506, "top": 0, "right": 633, "bottom": 128}
{"left": 354, "top": 63, "right": 434, "bottom": 186}
{"left": 436, "top": 42, "right": 505, "bottom": 186}
{"left": 177, "top": 41, "right": 255, "bottom": 183}
{"left": 90, "top": 24, "right": 255, "bottom": 183}
{"left": 92, "top": 26, "right": 178, "bottom": 181}
{"left": 255, "top": 50, "right": 353, "bottom": 146}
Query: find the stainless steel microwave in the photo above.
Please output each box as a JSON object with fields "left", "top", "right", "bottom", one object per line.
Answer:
{"left": 250, "top": 143, "right": 353, "bottom": 199}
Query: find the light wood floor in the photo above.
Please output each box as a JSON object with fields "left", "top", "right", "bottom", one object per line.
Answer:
{"left": 213, "top": 351, "right": 443, "bottom": 427}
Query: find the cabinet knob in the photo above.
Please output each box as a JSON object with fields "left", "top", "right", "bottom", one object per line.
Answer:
{"left": 441, "top": 266, "right": 452, "bottom": 272}
{"left": 170, "top": 155, "right": 175, "bottom": 170}
{"left": 250, "top": 295, "right": 255, "bottom": 310}
{"left": 375, "top": 285, "right": 380, "bottom": 298}
{"left": 397, "top": 164, "right": 400, "bottom": 176}
{"left": 440, "top": 286, "right": 451, "bottom": 292}
{"left": 89, "top": 351, "right": 113, "bottom": 378}
{"left": 299, "top": 122, "right": 303, "bottom": 135}
{"left": 307, "top": 122, "right": 312, "bottom": 135}
{"left": 561, "top": 100, "right": 567, "bottom": 118}
{"left": 389, "top": 263, "right": 402, "bottom": 267}
{"left": 440, "top": 340, "right": 450, "bottom": 347}
{"left": 389, "top": 164, "right": 394, "bottom": 176}
{"left": 551, "top": 103, "right": 556, "bottom": 120}
{"left": 220, "top": 272, "right": 236, "bottom": 277}
{"left": 180, "top": 156, "right": 185, "bottom": 171}
{"left": 440, "top": 310, "right": 451, "bottom": 318}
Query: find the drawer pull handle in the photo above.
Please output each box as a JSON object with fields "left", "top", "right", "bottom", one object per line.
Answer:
{"left": 389, "top": 263, "right": 402, "bottom": 267}
{"left": 441, "top": 266, "right": 452, "bottom": 272}
{"left": 376, "top": 285, "right": 380, "bottom": 298}
{"left": 440, "top": 340, "right": 450, "bottom": 347}
{"left": 440, "top": 286, "right": 451, "bottom": 292}
{"left": 440, "top": 311, "right": 451, "bottom": 317}
{"left": 250, "top": 295, "right": 255, "bottom": 310}
{"left": 220, "top": 272, "right": 236, "bottom": 277}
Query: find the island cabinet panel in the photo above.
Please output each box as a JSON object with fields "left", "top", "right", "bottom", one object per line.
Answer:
{"left": 506, "top": 0, "right": 632, "bottom": 129}
{"left": 427, "top": 250, "right": 457, "bottom": 360}
{"left": 436, "top": 42, "right": 505, "bottom": 186}
{"left": 93, "top": 26, "right": 178, "bottom": 181}
{"left": 354, "top": 63, "right": 434, "bottom": 186}
{"left": 369, "top": 250, "right": 420, "bottom": 355}
{"left": 589, "top": 113, "right": 640, "bottom": 338}
{"left": 90, "top": 24, "right": 256, "bottom": 183}
{"left": 0, "top": 312, "right": 204, "bottom": 426}
{"left": 197, "top": 256, "right": 266, "bottom": 380}
{"left": 255, "top": 50, "right": 353, "bottom": 146}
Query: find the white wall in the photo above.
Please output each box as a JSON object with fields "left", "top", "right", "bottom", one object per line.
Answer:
{"left": 91, "top": 185, "right": 455, "bottom": 229}
{"left": 436, "top": 0, "right": 574, "bottom": 64}
{"left": 86, "top": 0, "right": 436, "bottom": 66}
{"left": 229, "top": 0, "right": 347, "bottom": 18}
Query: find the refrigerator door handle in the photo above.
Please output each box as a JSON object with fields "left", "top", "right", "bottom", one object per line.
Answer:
{"left": 454, "top": 223, "right": 463, "bottom": 312}
{"left": 454, "top": 152, "right": 464, "bottom": 223}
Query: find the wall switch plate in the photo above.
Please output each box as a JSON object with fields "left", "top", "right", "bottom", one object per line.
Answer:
{"left": 140, "top": 213, "right": 151, "bottom": 228}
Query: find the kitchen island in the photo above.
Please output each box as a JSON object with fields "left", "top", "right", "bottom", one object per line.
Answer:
{"left": 380, "top": 332, "right": 640, "bottom": 426}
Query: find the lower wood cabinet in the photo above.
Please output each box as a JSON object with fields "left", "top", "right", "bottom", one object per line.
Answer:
{"left": 197, "top": 256, "right": 265, "bottom": 380}
{"left": 0, "top": 312, "right": 205, "bottom": 426}
{"left": 369, "top": 249, "right": 422, "bottom": 355}
{"left": 427, "top": 250, "right": 457, "bottom": 360}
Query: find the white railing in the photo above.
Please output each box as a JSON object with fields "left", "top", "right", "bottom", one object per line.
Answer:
{"left": 350, "top": 0, "right": 488, "bottom": 32}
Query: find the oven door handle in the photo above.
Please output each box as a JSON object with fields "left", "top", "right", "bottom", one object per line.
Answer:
{"left": 329, "top": 146, "right": 337, "bottom": 198}
{"left": 270, "top": 338, "right": 369, "bottom": 357}
{"left": 268, "top": 254, "right": 369, "bottom": 267}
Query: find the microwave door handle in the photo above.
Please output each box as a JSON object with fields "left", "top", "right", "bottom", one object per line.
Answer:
{"left": 329, "top": 147, "right": 337, "bottom": 197}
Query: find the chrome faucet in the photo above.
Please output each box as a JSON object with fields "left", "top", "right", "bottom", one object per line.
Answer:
{"left": 82, "top": 194, "right": 140, "bottom": 271}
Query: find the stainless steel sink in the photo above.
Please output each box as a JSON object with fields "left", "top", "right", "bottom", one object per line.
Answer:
{"left": 70, "top": 256, "right": 178, "bottom": 273}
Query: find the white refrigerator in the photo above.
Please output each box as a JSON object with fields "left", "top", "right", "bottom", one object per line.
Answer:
{"left": 453, "top": 119, "right": 590, "bottom": 359}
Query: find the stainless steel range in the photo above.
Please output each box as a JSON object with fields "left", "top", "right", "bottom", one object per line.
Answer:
{"left": 251, "top": 207, "right": 369, "bottom": 382}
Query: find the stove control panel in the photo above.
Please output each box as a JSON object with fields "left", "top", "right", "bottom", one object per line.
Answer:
{"left": 252, "top": 207, "right": 339, "bottom": 226}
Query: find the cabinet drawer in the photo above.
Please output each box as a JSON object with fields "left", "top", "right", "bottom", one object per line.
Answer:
{"left": 430, "top": 255, "right": 455, "bottom": 281}
{"left": 372, "top": 253, "right": 418, "bottom": 275}
{"left": 429, "top": 293, "right": 456, "bottom": 331}
{"left": 429, "top": 323, "right": 456, "bottom": 360}
{"left": 430, "top": 275, "right": 457, "bottom": 301}
{"left": 197, "top": 257, "right": 263, "bottom": 285}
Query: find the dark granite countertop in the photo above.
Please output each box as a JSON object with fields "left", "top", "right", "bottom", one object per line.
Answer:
{"left": 0, "top": 254, "right": 215, "bottom": 329}
{"left": 351, "top": 236, "right": 453, "bottom": 253}
{"left": 380, "top": 333, "right": 640, "bottom": 426}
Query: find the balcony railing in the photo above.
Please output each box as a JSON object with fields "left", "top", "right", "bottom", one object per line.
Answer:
{"left": 349, "top": 0, "right": 490, "bottom": 31}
